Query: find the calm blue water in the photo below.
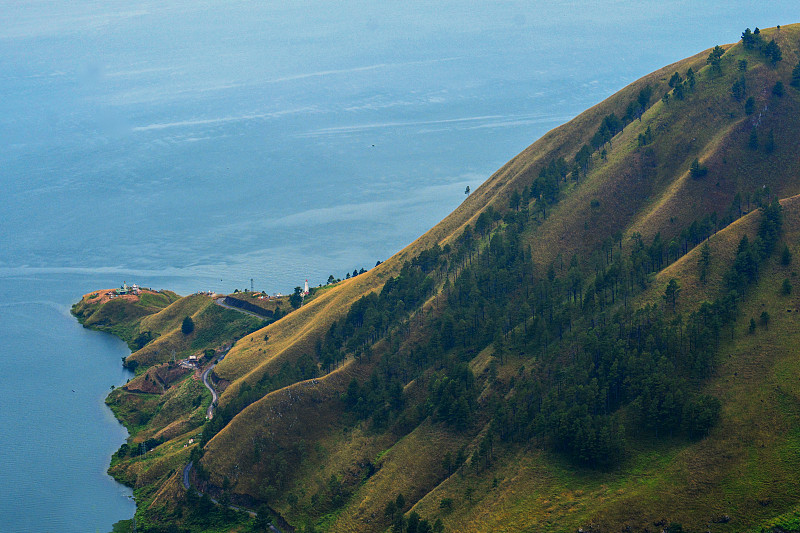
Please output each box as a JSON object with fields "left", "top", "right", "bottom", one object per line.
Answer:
{"left": 1, "top": 2, "right": 796, "bottom": 531}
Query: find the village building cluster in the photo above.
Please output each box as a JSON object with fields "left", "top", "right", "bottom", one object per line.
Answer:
{"left": 109, "top": 282, "right": 140, "bottom": 298}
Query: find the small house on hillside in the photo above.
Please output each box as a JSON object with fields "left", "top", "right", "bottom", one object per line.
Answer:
{"left": 180, "top": 355, "right": 201, "bottom": 369}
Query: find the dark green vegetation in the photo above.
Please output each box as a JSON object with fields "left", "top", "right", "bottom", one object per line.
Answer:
{"left": 82, "top": 25, "right": 800, "bottom": 533}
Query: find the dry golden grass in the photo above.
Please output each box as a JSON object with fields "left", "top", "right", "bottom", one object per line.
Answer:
{"left": 146, "top": 469, "right": 187, "bottom": 512}
{"left": 330, "top": 421, "right": 467, "bottom": 533}
{"left": 528, "top": 27, "right": 800, "bottom": 271}
{"left": 129, "top": 326, "right": 196, "bottom": 366}
{"left": 203, "top": 358, "right": 371, "bottom": 492}
{"left": 276, "top": 424, "right": 397, "bottom": 526}
{"left": 214, "top": 266, "right": 389, "bottom": 400}
{"left": 128, "top": 296, "right": 214, "bottom": 366}
{"left": 140, "top": 293, "right": 211, "bottom": 334}
{"left": 642, "top": 194, "right": 800, "bottom": 313}
{"left": 640, "top": 201, "right": 762, "bottom": 312}
{"left": 523, "top": 49, "right": 711, "bottom": 265}
{"left": 214, "top": 47, "right": 711, "bottom": 408}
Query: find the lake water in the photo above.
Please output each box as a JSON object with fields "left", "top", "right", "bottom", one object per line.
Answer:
{"left": 1, "top": 2, "right": 796, "bottom": 531}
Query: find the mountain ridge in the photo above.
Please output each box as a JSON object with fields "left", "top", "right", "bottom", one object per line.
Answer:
{"left": 81, "top": 24, "right": 800, "bottom": 533}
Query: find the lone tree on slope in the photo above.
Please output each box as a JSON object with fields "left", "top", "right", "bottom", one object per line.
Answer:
{"left": 663, "top": 278, "right": 681, "bottom": 311}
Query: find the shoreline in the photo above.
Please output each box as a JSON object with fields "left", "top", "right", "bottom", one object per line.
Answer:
{"left": 88, "top": 321, "right": 140, "bottom": 532}
{"left": 71, "top": 287, "right": 273, "bottom": 532}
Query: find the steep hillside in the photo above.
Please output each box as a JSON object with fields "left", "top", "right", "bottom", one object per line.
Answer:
{"left": 214, "top": 25, "right": 800, "bottom": 398}
{"left": 98, "top": 25, "right": 800, "bottom": 533}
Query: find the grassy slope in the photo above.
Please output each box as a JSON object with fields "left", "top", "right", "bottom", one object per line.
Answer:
{"left": 209, "top": 43, "right": 716, "bottom": 397}
{"left": 530, "top": 26, "right": 800, "bottom": 268}
{"left": 215, "top": 25, "right": 800, "bottom": 399}
{"left": 189, "top": 25, "right": 800, "bottom": 532}
{"left": 139, "top": 293, "right": 212, "bottom": 335}
{"left": 129, "top": 294, "right": 266, "bottom": 368}
{"left": 72, "top": 289, "right": 179, "bottom": 346}
{"left": 213, "top": 49, "right": 695, "bottom": 399}
{"left": 407, "top": 197, "right": 800, "bottom": 533}
{"left": 204, "top": 358, "right": 367, "bottom": 492}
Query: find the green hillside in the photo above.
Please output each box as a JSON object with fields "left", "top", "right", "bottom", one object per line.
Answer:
{"left": 88, "top": 25, "right": 800, "bottom": 533}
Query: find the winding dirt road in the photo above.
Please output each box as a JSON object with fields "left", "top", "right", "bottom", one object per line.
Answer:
{"left": 182, "top": 367, "right": 284, "bottom": 532}
{"left": 201, "top": 364, "right": 217, "bottom": 419}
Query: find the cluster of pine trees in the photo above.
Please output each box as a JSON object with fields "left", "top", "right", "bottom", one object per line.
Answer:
{"left": 317, "top": 188, "right": 780, "bottom": 469}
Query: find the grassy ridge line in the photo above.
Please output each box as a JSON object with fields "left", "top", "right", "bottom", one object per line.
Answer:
{"left": 214, "top": 265, "right": 389, "bottom": 402}
{"left": 589, "top": 192, "right": 800, "bottom": 531}
{"left": 130, "top": 295, "right": 267, "bottom": 369}
{"left": 329, "top": 421, "right": 468, "bottom": 533}
{"left": 527, "top": 25, "right": 799, "bottom": 271}
{"left": 460, "top": 49, "right": 712, "bottom": 234}
{"left": 526, "top": 46, "right": 735, "bottom": 267}
{"left": 139, "top": 293, "right": 212, "bottom": 335}
{"left": 129, "top": 294, "right": 214, "bottom": 367}
{"left": 203, "top": 356, "right": 371, "bottom": 493}
{"left": 212, "top": 44, "right": 714, "bottom": 402}
{"left": 72, "top": 289, "right": 270, "bottom": 531}
{"left": 71, "top": 289, "right": 178, "bottom": 347}
{"left": 642, "top": 197, "right": 765, "bottom": 312}
{"left": 515, "top": 49, "right": 709, "bottom": 265}
{"left": 198, "top": 30, "right": 754, "bottom": 524}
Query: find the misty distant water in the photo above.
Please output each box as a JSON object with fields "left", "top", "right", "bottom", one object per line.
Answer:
{"left": 0, "top": 2, "right": 796, "bottom": 531}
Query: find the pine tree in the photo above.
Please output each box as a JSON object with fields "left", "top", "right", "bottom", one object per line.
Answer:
{"left": 765, "top": 130, "right": 775, "bottom": 153}
{"left": 781, "top": 244, "right": 792, "bottom": 265}
{"left": 741, "top": 28, "right": 756, "bottom": 49}
{"left": 663, "top": 279, "right": 681, "bottom": 311}
{"left": 181, "top": 315, "right": 195, "bottom": 335}
{"left": 764, "top": 40, "right": 782, "bottom": 64}
{"left": 748, "top": 129, "right": 759, "bottom": 150}
{"left": 745, "top": 97, "right": 755, "bottom": 115}
{"left": 707, "top": 45, "right": 725, "bottom": 74}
